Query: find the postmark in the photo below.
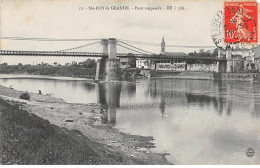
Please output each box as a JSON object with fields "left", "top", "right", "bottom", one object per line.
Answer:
{"left": 224, "top": 1, "right": 258, "bottom": 44}
{"left": 211, "top": 10, "right": 226, "bottom": 49}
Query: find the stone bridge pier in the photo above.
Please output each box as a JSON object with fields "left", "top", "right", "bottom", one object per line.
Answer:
{"left": 225, "top": 49, "right": 232, "bottom": 73}
{"left": 95, "top": 39, "right": 108, "bottom": 80}
{"left": 95, "top": 38, "right": 120, "bottom": 81}
{"left": 216, "top": 49, "right": 227, "bottom": 73}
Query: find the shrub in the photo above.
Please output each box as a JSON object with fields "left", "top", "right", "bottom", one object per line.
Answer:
{"left": 20, "top": 92, "right": 30, "bottom": 100}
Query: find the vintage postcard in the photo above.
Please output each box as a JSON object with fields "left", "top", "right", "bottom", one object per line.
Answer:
{"left": 0, "top": 0, "right": 260, "bottom": 165}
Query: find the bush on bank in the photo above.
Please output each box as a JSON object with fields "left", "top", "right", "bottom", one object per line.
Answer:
{"left": 19, "top": 92, "right": 30, "bottom": 100}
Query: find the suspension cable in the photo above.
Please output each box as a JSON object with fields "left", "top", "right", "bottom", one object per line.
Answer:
{"left": 118, "top": 39, "right": 216, "bottom": 48}
{"left": 118, "top": 39, "right": 160, "bottom": 46}
{"left": 117, "top": 41, "right": 155, "bottom": 54}
{"left": 58, "top": 41, "right": 100, "bottom": 52}
{"left": 117, "top": 44, "right": 146, "bottom": 54}
{"left": 0, "top": 36, "right": 102, "bottom": 42}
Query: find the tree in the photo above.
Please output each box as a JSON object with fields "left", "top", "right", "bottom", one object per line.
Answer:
{"left": 80, "top": 59, "right": 97, "bottom": 68}
{"left": 199, "top": 49, "right": 205, "bottom": 54}
{"left": 129, "top": 58, "right": 136, "bottom": 68}
{"left": 188, "top": 51, "right": 198, "bottom": 57}
{"left": 188, "top": 52, "right": 195, "bottom": 57}
{"left": 212, "top": 48, "right": 218, "bottom": 57}
{"left": 198, "top": 49, "right": 207, "bottom": 57}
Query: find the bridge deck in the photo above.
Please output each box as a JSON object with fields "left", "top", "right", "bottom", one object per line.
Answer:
{"left": 0, "top": 50, "right": 108, "bottom": 58}
{"left": 0, "top": 50, "right": 226, "bottom": 61}
{"left": 118, "top": 55, "right": 226, "bottom": 61}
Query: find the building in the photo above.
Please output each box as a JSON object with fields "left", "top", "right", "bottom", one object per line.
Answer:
{"left": 225, "top": 48, "right": 260, "bottom": 72}
{"left": 152, "top": 37, "right": 188, "bottom": 71}
{"left": 137, "top": 37, "right": 260, "bottom": 73}
{"left": 155, "top": 37, "right": 221, "bottom": 72}
{"left": 161, "top": 36, "right": 165, "bottom": 53}
{"left": 152, "top": 59, "right": 187, "bottom": 71}
{"left": 253, "top": 46, "right": 260, "bottom": 72}
{"left": 120, "top": 57, "right": 136, "bottom": 69}
{"left": 135, "top": 37, "right": 188, "bottom": 71}
{"left": 136, "top": 59, "right": 150, "bottom": 69}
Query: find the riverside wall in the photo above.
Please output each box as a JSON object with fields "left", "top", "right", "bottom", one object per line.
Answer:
{"left": 152, "top": 71, "right": 259, "bottom": 82}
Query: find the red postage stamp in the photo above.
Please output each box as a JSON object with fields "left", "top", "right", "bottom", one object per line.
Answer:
{"left": 224, "top": 1, "right": 258, "bottom": 44}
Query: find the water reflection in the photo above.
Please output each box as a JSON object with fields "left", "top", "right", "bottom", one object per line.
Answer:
{"left": 159, "top": 94, "right": 165, "bottom": 118}
{"left": 97, "top": 82, "right": 121, "bottom": 125}
{"left": 94, "top": 79, "right": 260, "bottom": 127}
{"left": 117, "top": 79, "right": 260, "bottom": 164}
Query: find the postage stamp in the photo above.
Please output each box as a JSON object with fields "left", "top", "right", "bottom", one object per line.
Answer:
{"left": 224, "top": 1, "right": 258, "bottom": 44}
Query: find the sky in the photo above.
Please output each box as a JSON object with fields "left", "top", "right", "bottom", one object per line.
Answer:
{"left": 0, "top": 0, "right": 259, "bottom": 65}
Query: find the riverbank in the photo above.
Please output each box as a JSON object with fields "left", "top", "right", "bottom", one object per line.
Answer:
{"left": 0, "top": 98, "right": 122, "bottom": 164}
{"left": 0, "top": 85, "right": 170, "bottom": 165}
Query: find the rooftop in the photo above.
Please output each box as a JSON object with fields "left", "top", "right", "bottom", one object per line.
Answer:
{"left": 160, "top": 52, "right": 188, "bottom": 57}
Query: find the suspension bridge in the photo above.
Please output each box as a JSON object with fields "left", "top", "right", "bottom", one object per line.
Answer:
{"left": 0, "top": 37, "right": 228, "bottom": 81}
{"left": 0, "top": 37, "right": 221, "bottom": 60}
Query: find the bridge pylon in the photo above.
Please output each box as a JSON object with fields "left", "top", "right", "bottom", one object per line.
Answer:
{"left": 226, "top": 49, "right": 232, "bottom": 73}
{"left": 95, "top": 39, "right": 108, "bottom": 80}
{"left": 106, "top": 38, "right": 120, "bottom": 81}
{"left": 95, "top": 38, "right": 121, "bottom": 81}
{"left": 216, "top": 49, "right": 227, "bottom": 73}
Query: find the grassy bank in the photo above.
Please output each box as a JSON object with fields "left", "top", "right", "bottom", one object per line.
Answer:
{"left": 0, "top": 99, "right": 131, "bottom": 165}
{"left": 0, "top": 65, "right": 96, "bottom": 78}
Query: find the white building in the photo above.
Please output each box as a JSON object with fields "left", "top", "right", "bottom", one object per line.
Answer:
{"left": 136, "top": 59, "right": 150, "bottom": 69}
{"left": 155, "top": 60, "right": 186, "bottom": 71}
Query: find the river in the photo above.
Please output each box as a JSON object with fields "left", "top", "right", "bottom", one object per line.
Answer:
{"left": 0, "top": 74, "right": 260, "bottom": 164}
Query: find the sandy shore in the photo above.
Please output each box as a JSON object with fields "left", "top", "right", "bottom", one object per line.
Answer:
{"left": 0, "top": 84, "right": 170, "bottom": 165}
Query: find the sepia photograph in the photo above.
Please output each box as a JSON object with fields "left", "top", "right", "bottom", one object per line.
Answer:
{"left": 0, "top": 0, "right": 260, "bottom": 165}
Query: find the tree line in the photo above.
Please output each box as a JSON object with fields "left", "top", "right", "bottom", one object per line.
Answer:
{"left": 0, "top": 59, "right": 97, "bottom": 78}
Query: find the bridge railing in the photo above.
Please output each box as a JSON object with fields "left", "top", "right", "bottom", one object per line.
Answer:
{"left": 0, "top": 50, "right": 109, "bottom": 57}
{"left": 117, "top": 54, "right": 226, "bottom": 61}
{"left": 0, "top": 50, "right": 226, "bottom": 61}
